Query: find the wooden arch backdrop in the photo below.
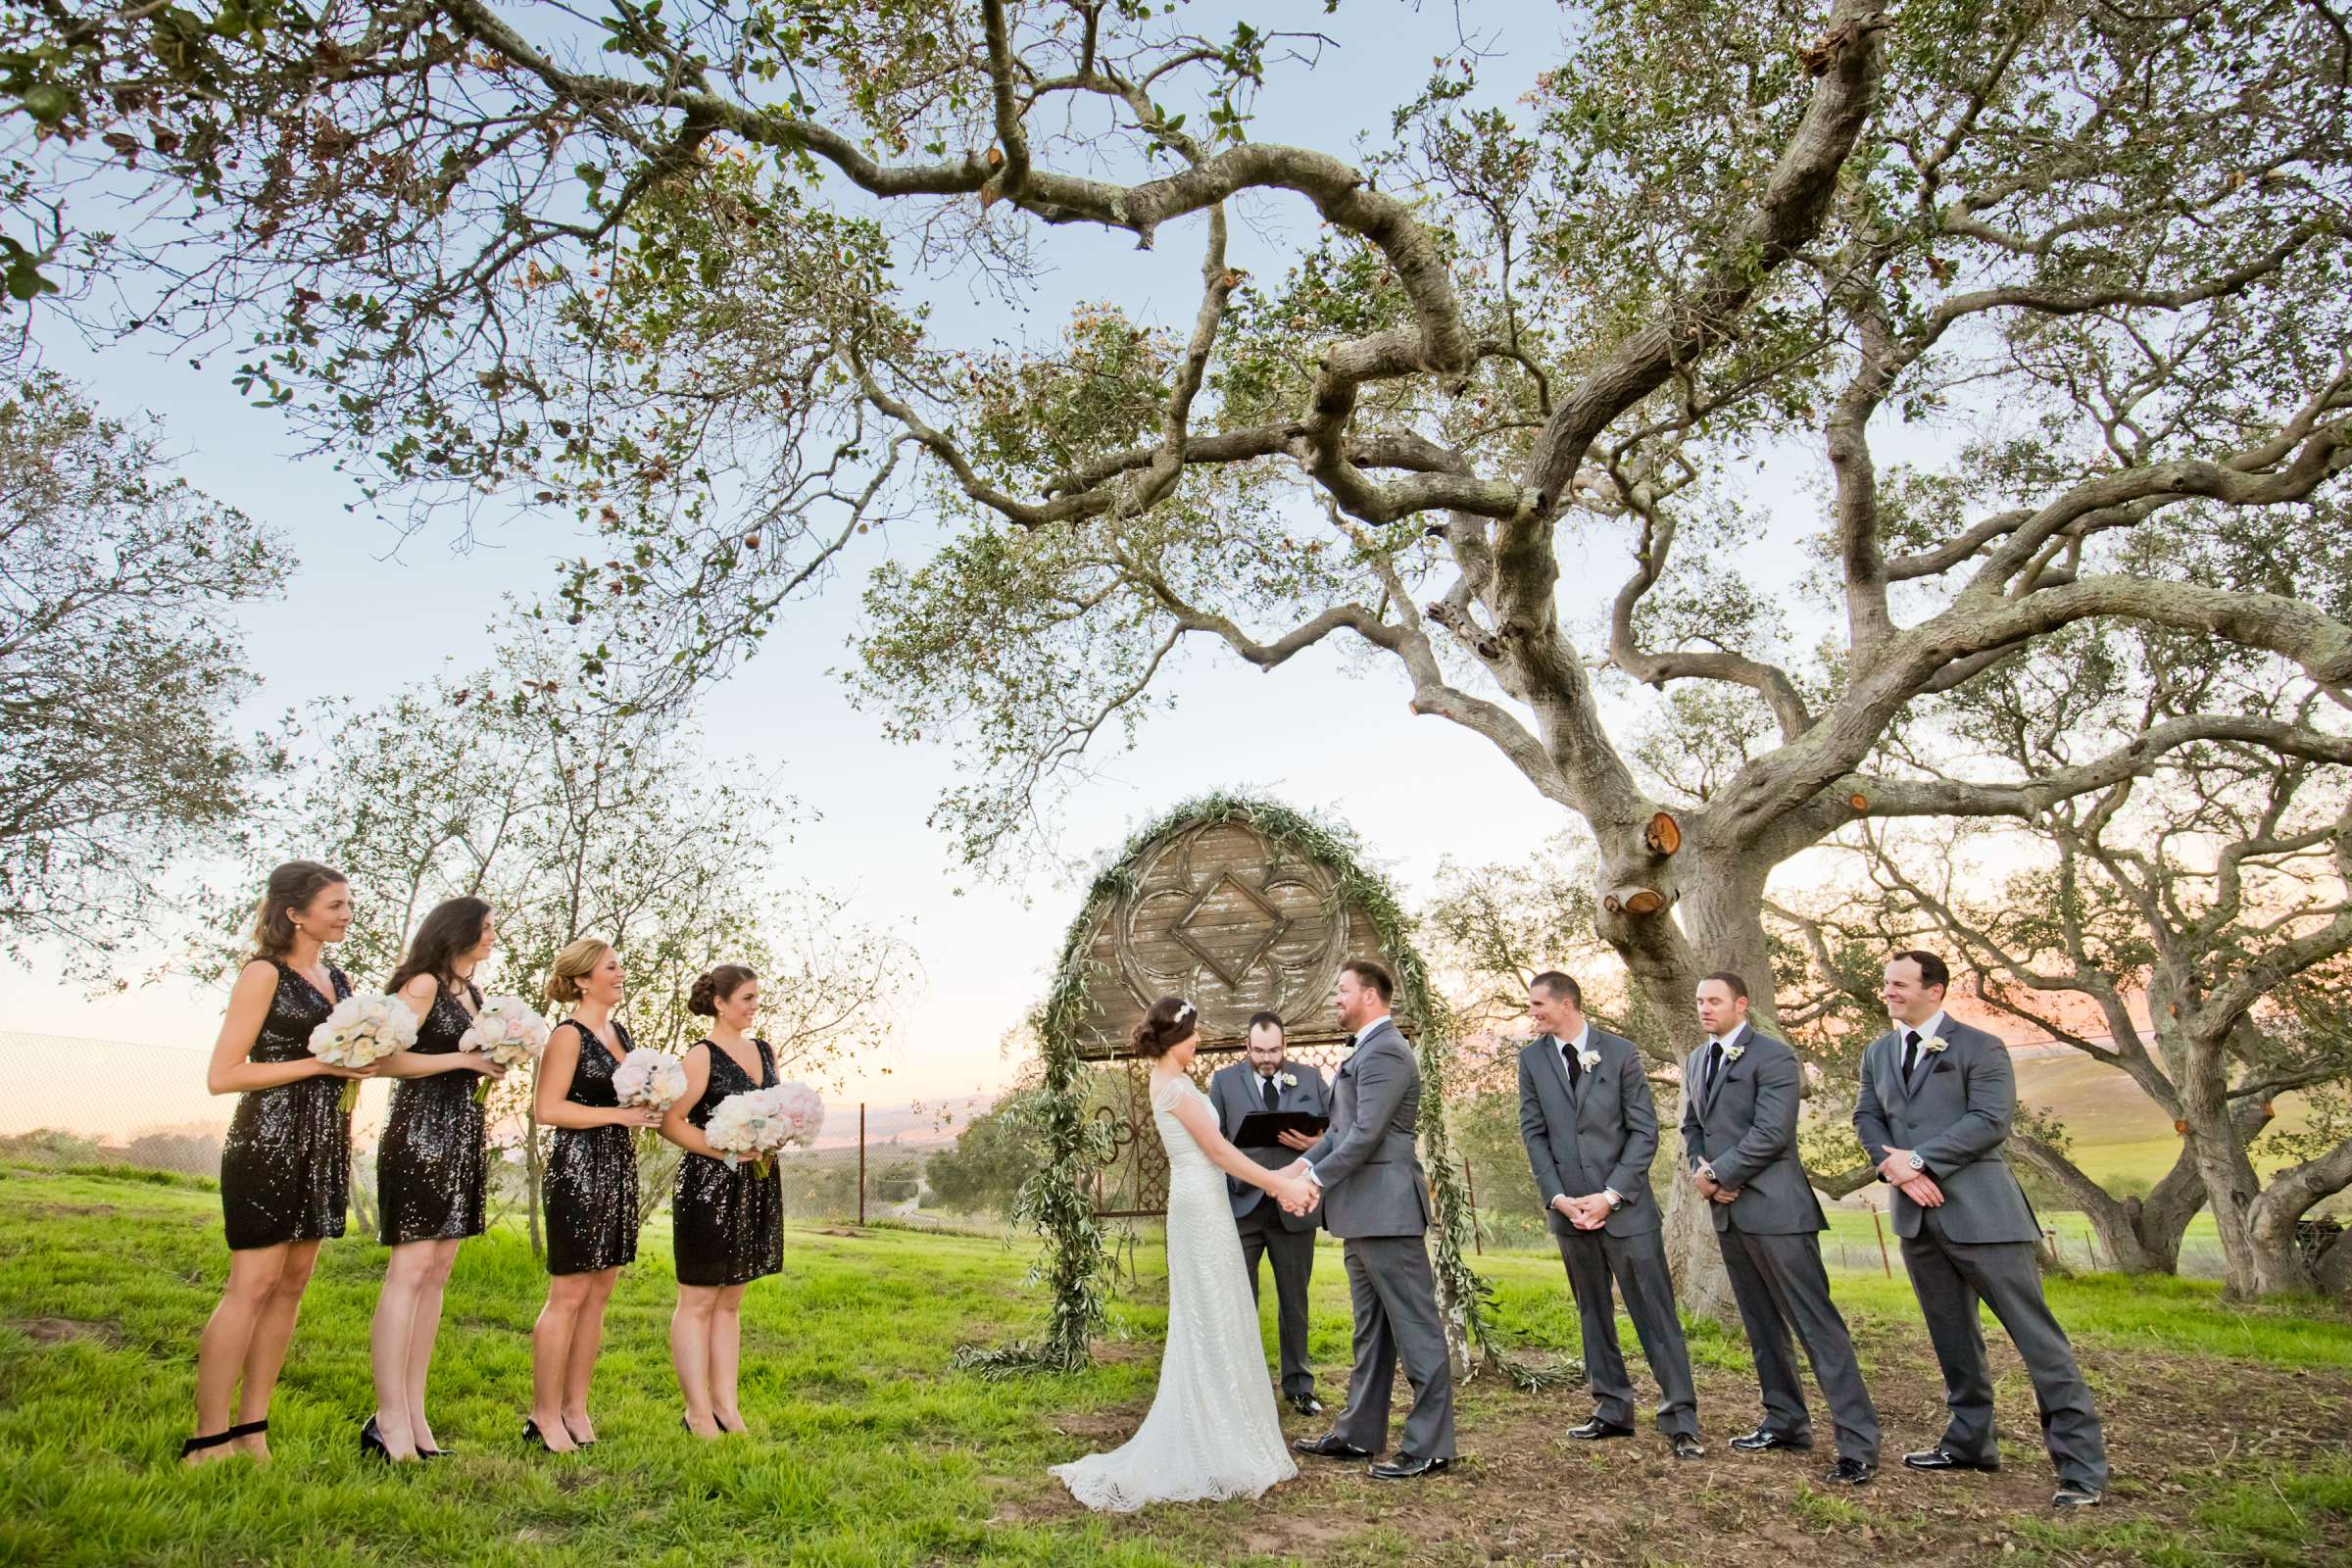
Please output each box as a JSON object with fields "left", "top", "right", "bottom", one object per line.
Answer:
{"left": 956, "top": 794, "right": 1570, "bottom": 1388}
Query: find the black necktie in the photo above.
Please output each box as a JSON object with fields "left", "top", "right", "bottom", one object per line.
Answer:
{"left": 1902, "top": 1029, "right": 1921, "bottom": 1080}
{"left": 1261, "top": 1074, "right": 1279, "bottom": 1113}
{"left": 1564, "top": 1041, "right": 1583, "bottom": 1091}
{"left": 1704, "top": 1040, "right": 1724, "bottom": 1093}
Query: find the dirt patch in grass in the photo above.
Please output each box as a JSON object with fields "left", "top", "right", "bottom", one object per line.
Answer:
{"left": 1012, "top": 1332, "right": 2352, "bottom": 1566}
{"left": 7, "top": 1315, "right": 126, "bottom": 1348}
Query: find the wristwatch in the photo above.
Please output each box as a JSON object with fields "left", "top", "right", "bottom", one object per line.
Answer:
{"left": 1905, "top": 1152, "right": 1925, "bottom": 1173}
{"left": 1603, "top": 1189, "right": 1624, "bottom": 1210}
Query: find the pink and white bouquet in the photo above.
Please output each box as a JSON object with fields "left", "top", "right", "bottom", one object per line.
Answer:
{"left": 703, "top": 1081, "right": 825, "bottom": 1175}
{"left": 612, "top": 1047, "right": 689, "bottom": 1115}
{"left": 460, "top": 995, "right": 551, "bottom": 1102}
{"left": 308, "top": 993, "right": 417, "bottom": 1111}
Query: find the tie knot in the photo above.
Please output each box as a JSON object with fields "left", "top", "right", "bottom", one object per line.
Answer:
{"left": 1905, "top": 1029, "right": 1921, "bottom": 1048}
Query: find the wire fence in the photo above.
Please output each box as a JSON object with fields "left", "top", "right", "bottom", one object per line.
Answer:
{"left": 0, "top": 1029, "right": 2240, "bottom": 1277}
{"left": 0, "top": 1029, "right": 984, "bottom": 1232}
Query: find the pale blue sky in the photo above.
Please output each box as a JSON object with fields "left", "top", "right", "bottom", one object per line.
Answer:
{"left": 1, "top": 4, "right": 1840, "bottom": 1106}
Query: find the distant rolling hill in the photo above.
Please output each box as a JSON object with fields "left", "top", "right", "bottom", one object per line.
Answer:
{"left": 2010, "top": 1043, "right": 2317, "bottom": 1188}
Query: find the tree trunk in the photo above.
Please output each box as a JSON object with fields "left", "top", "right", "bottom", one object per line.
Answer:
{"left": 2010, "top": 1133, "right": 2204, "bottom": 1274}
{"left": 1602, "top": 846, "right": 1772, "bottom": 1325}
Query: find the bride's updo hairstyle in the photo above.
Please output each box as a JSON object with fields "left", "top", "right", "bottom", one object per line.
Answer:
{"left": 1131, "top": 997, "right": 1200, "bottom": 1058}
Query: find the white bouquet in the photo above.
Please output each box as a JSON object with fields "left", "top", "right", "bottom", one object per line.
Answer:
{"left": 703, "top": 1081, "right": 825, "bottom": 1175}
{"left": 460, "top": 995, "right": 551, "bottom": 1102}
{"left": 308, "top": 993, "right": 417, "bottom": 1111}
{"left": 612, "top": 1047, "right": 689, "bottom": 1114}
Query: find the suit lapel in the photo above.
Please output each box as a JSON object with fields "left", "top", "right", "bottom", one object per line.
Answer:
{"left": 1538, "top": 1033, "right": 1579, "bottom": 1111}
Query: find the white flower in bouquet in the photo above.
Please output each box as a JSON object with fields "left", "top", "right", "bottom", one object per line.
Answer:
{"left": 612, "top": 1047, "right": 689, "bottom": 1114}
{"left": 704, "top": 1086, "right": 791, "bottom": 1174}
{"left": 460, "top": 996, "right": 551, "bottom": 1102}
{"left": 308, "top": 993, "right": 418, "bottom": 1111}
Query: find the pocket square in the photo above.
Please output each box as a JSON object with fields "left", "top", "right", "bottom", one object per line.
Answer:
{"left": 1931, "top": 1060, "right": 1955, "bottom": 1073}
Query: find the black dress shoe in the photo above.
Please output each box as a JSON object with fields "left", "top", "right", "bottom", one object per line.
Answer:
{"left": 1823, "top": 1457, "right": 1877, "bottom": 1486}
{"left": 1368, "top": 1454, "right": 1450, "bottom": 1481}
{"left": 1729, "top": 1426, "right": 1812, "bottom": 1452}
{"left": 1567, "top": 1417, "right": 1637, "bottom": 1441}
{"left": 2052, "top": 1485, "right": 2104, "bottom": 1508}
{"left": 359, "top": 1414, "right": 391, "bottom": 1462}
{"left": 521, "top": 1419, "right": 562, "bottom": 1454}
{"left": 1671, "top": 1433, "right": 1705, "bottom": 1460}
{"left": 1903, "top": 1446, "right": 1999, "bottom": 1473}
{"left": 1294, "top": 1433, "right": 1374, "bottom": 1460}
{"left": 1286, "top": 1392, "right": 1324, "bottom": 1417}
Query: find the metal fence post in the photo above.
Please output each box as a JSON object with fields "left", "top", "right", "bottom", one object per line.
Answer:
{"left": 858, "top": 1102, "right": 866, "bottom": 1227}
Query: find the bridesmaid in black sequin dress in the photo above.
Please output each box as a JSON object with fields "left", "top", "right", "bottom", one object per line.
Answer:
{"left": 365, "top": 897, "right": 508, "bottom": 1463}
{"left": 187, "top": 861, "right": 374, "bottom": 1466}
{"left": 661, "top": 963, "right": 784, "bottom": 1439}
{"left": 523, "top": 938, "right": 662, "bottom": 1453}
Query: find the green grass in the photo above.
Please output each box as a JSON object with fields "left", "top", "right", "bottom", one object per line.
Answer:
{"left": 4, "top": 1164, "right": 2350, "bottom": 1567}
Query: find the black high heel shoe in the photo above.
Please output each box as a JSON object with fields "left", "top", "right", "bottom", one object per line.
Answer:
{"left": 521, "top": 1418, "right": 562, "bottom": 1453}
{"left": 359, "top": 1415, "right": 391, "bottom": 1462}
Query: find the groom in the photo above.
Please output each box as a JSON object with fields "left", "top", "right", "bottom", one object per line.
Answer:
{"left": 1286, "top": 960, "right": 1456, "bottom": 1480}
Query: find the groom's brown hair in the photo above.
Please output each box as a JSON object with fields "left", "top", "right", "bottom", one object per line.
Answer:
{"left": 1343, "top": 959, "right": 1395, "bottom": 1002}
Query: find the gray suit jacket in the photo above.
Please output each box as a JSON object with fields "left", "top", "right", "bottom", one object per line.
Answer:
{"left": 1210, "top": 1057, "right": 1331, "bottom": 1232}
{"left": 1518, "top": 1027, "right": 1661, "bottom": 1239}
{"left": 1301, "top": 1017, "right": 1432, "bottom": 1240}
{"left": 1853, "top": 1017, "right": 2041, "bottom": 1244}
{"left": 1679, "top": 1024, "right": 1826, "bottom": 1236}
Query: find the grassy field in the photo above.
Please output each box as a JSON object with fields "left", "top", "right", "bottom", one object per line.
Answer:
{"left": 4, "top": 1163, "right": 2349, "bottom": 1567}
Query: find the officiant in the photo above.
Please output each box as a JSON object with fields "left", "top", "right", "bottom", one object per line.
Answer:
{"left": 1210, "top": 1012, "right": 1331, "bottom": 1416}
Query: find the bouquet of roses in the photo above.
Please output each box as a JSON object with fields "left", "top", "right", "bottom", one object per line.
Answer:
{"left": 308, "top": 993, "right": 418, "bottom": 1111}
{"left": 460, "top": 996, "right": 551, "bottom": 1102}
{"left": 703, "top": 1082, "right": 825, "bottom": 1175}
{"left": 612, "top": 1047, "right": 689, "bottom": 1115}
{"left": 767, "top": 1081, "right": 825, "bottom": 1148}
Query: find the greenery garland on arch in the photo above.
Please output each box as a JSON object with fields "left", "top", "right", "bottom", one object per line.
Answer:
{"left": 956, "top": 793, "right": 1576, "bottom": 1390}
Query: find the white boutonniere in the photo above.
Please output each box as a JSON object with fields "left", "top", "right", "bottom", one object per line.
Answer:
{"left": 1577, "top": 1048, "right": 1601, "bottom": 1072}
{"left": 1279, "top": 1071, "right": 1298, "bottom": 1089}
{"left": 1721, "top": 1044, "right": 1746, "bottom": 1063}
{"left": 1921, "top": 1033, "right": 1950, "bottom": 1054}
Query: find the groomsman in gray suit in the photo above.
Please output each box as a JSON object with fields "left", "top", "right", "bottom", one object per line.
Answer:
{"left": 1519, "top": 971, "right": 1702, "bottom": 1458}
{"left": 1287, "top": 960, "right": 1456, "bottom": 1480}
{"left": 1682, "top": 971, "right": 1881, "bottom": 1486}
{"left": 1209, "top": 1011, "right": 1332, "bottom": 1416}
{"left": 1856, "top": 950, "right": 2109, "bottom": 1509}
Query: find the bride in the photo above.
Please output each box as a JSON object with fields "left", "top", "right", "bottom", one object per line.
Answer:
{"left": 1053, "top": 996, "right": 1318, "bottom": 1510}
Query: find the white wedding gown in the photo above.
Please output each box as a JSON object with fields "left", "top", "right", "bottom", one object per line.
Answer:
{"left": 1051, "top": 1073, "right": 1299, "bottom": 1510}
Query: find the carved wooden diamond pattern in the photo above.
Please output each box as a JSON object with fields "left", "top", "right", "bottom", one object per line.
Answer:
{"left": 1171, "top": 871, "right": 1292, "bottom": 989}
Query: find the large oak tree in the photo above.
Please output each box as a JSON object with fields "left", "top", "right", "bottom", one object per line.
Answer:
{"left": 17, "top": 0, "right": 2352, "bottom": 1306}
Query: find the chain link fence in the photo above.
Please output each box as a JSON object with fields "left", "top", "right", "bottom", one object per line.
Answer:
{"left": 0, "top": 1029, "right": 980, "bottom": 1233}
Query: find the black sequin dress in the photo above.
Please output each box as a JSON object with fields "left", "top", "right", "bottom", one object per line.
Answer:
{"left": 219, "top": 959, "right": 355, "bottom": 1250}
{"left": 544, "top": 1018, "right": 641, "bottom": 1276}
{"left": 673, "top": 1036, "right": 784, "bottom": 1288}
{"left": 377, "top": 982, "right": 488, "bottom": 1245}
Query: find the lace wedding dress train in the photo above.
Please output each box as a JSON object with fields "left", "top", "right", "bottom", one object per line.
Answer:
{"left": 1051, "top": 1074, "right": 1299, "bottom": 1511}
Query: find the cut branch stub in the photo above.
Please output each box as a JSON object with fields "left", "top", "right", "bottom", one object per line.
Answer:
{"left": 1848, "top": 792, "right": 1870, "bottom": 812}
{"left": 1642, "top": 810, "right": 1683, "bottom": 856}
{"left": 1603, "top": 886, "right": 1670, "bottom": 916}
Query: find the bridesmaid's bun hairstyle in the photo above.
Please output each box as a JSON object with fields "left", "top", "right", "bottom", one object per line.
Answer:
{"left": 546, "top": 938, "right": 614, "bottom": 1005}
{"left": 249, "top": 859, "right": 347, "bottom": 959}
{"left": 688, "top": 963, "right": 758, "bottom": 1018}
{"left": 1131, "top": 996, "right": 1200, "bottom": 1059}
